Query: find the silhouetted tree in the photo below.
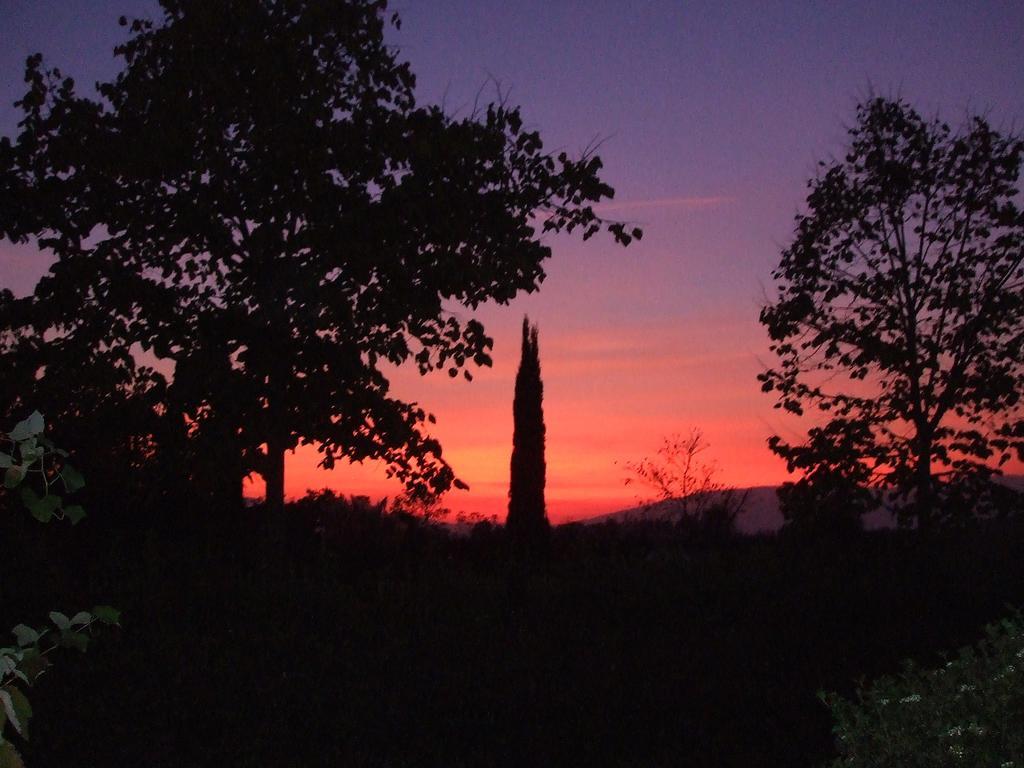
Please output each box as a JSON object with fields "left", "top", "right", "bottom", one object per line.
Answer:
{"left": 760, "top": 97, "right": 1024, "bottom": 528}
{"left": 626, "top": 429, "right": 723, "bottom": 520}
{"left": 0, "top": 1, "right": 640, "bottom": 525}
{"left": 507, "top": 317, "right": 548, "bottom": 546}
{"left": 774, "top": 418, "right": 872, "bottom": 536}
{"left": 624, "top": 428, "right": 744, "bottom": 542}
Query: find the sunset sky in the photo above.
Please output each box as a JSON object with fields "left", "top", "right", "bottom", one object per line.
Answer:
{"left": 2, "top": 1, "right": 1023, "bottom": 522}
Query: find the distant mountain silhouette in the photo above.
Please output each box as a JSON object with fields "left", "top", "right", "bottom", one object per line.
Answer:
{"left": 585, "top": 486, "right": 782, "bottom": 534}
{"left": 587, "top": 476, "right": 1024, "bottom": 533}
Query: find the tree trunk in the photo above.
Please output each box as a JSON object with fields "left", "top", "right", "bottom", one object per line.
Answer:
{"left": 262, "top": 435, "right": 288, "bottom": 553}
{"left": 263, "top": 357, "right": 290, "bottom": 545}
{"left": 914, "top": 428, "right": 934, "bottom": 531}
{"left": 265, "top": 437, "right": 286, "bottom": 519}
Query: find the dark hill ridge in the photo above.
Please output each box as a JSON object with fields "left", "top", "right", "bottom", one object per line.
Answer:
{"left": 583, "top": 486, "right": 782, "bottom": 533}
{"left": 584, "top": 476, "right": 1024, "bottom": 533}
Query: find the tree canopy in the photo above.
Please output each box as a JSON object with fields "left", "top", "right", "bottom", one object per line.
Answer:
{"left": 0, "top": 0, "right": 639, "bottom": 515}
{"left": 760, "top": 97, "right": 1024, "bottom": 527}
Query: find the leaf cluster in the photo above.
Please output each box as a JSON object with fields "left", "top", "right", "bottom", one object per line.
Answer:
{"left": 0, "top": 411, "right": 85, "bottom": 524}
{"left": 1, "top": 413, "right": 119, "bottom": 766}
{"left": 822, "top": 609, "right": 1024, "bottom": 767}
{"left": 0, "top": 608, "right": 120, "bottom": 765}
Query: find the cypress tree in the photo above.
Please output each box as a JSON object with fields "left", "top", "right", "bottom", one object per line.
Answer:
{"left": 507, "top": 316, "right": 549, "bottom": 545}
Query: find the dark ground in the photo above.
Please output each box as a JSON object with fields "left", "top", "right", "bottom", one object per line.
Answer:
{"left": 2, "top": 498, "right": 1022, "bottom": 767}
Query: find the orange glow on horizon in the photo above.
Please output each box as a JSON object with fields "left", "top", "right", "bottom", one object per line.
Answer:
{"left": 242, "top": 311, "right": 1024, "bottom": 525}
{"left": 243, "top": 319, "right": 800, "bottom": 524}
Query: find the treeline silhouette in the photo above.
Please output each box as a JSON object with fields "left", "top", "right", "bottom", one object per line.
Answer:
{"left": 2, "top": 489, "right": 1023, "bottom": 766}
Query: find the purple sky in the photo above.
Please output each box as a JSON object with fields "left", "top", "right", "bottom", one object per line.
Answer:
{"left": 2, "top": 1, "right": 1023, "bottom": 519}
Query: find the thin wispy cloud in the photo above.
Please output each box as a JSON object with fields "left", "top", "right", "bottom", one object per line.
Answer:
{"left": 594, "top": 195, "right": 734, "bottom": 214}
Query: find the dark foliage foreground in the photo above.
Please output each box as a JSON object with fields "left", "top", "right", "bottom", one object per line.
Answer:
{"left": 1, "top": 497, "right": 1022, "bottom": 767}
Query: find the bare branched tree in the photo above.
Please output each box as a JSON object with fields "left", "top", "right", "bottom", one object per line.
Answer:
{"left": 625, "top": 429, "right": 746, "bottom": 536}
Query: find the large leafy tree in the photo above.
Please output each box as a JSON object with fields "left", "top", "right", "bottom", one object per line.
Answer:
{"left": 0, "top": 0, "right": 639, "bottom": 518}
{"left": 759, "top": 98, "right": 1024, "bottom": 528}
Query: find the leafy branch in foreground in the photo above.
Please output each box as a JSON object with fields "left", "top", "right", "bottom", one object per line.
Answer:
{"left": 1, "top": 410, "right": 85, "bottom": 524}
{"left": 822, "top": 610, "right": 1024, "bottom": 767}
{"left": 1, "top": 411, "right": 119, "bottom": 766}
